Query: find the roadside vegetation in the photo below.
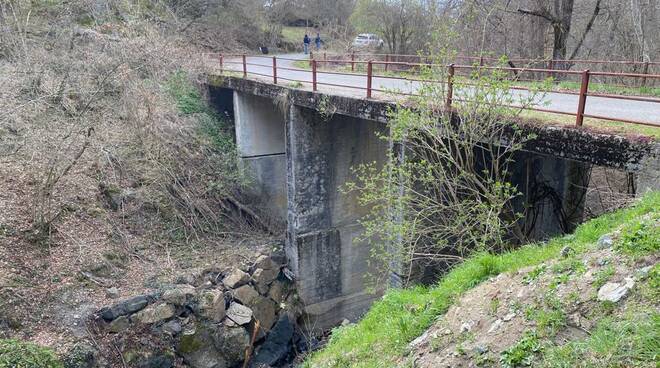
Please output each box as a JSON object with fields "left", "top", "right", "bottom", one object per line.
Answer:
{"left": 305, "top": 191, "right": 659, "bottom": 367}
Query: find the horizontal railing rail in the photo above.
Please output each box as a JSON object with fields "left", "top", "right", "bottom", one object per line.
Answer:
{"left": 204, "top": 53, "right": 660, "bottom": 129}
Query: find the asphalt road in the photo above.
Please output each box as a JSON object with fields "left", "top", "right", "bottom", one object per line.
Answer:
{"left": 225, "top": 53, "right": 660, "bottom": 127}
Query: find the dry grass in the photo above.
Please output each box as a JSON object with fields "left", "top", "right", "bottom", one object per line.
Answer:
{"left": 0, "top": 0, "right": 272, "bottom": 359}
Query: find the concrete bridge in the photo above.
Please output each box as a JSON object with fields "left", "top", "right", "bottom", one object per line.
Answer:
{"left": 206, "top": 74, "right": 659, "bottom": 329}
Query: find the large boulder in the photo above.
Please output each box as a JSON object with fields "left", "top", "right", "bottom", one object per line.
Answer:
{"left": 249, "top": 296, "right": 277, "bottom": 333}
{"left": 196, "top": 290, "right": 226, "bottom": 322}
{"left": 162, "top": 285, "right": 196, "bottom": 306}
{"left": 134, "top": 303, "right": 176, "bottom": 324}
{"left": 223, "top": 269, "right": 250, "bottom": 289}
{"left": 178, "top": 325, "right": 228, "bottom": 368}
{"left": 213, "top": 326, "right": 250, "bottom": 366}
{"left": 253, "top": 255, "right": 279, "bottom": 271}
{"left": 252, "top": 268, "right": 279, "bottom": 295}
{"left": 233, "top": 285, "right": 260, "bottom": 306}
{"left": 100, "top": 295, "right": 150, "bottom": 321}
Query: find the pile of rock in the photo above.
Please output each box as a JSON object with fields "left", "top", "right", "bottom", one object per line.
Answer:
{"left": 94, "top": 253, "right": 299, "bottom": 368}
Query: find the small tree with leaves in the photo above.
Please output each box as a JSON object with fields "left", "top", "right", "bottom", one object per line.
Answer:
{"left": 345, "top": 49, "right": 550, "bottom": 288}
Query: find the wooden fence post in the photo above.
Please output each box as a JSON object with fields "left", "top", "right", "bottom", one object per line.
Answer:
{"left": 367, "top": 60, "right": 373, "bottom": 98}
{"left": 242, "top": 54, "right": 247, "bottom": 78}
{"left": 273, "top": 56, "right": 277, "bottom": 84}
{"left": 312, "top": 59, "right": 317, "bottom": 92}
{"left": 446, "top": 64, "right": 455, "bottom": 111}
{"left": 576, "top": 69, "right": 590, "bottom": 126}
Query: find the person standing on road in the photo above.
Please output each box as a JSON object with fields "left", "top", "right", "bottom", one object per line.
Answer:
{"left": 303, "top": 34, "right": 310, "bottom": 54}
{"left": 314, "top": 32, "right": 322, "bottom": 51}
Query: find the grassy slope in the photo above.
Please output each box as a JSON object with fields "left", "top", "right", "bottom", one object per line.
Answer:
{"left": 305, "top": 191, "right": 660, "bottom": 368}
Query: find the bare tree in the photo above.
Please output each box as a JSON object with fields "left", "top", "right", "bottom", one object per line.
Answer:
{"left": 517, "top": 0, "right": 602, "bottom": 64}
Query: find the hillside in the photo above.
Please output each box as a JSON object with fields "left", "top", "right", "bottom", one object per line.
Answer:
{"left": 305, "top": 192, "right": 659, "bottom": 367}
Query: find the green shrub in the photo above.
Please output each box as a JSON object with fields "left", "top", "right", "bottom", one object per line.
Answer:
{"left": 500, "top": 331, "right": 542, "bottom": 368}
{"left": 0, "top": 339, "right": 63, "bottom": 368}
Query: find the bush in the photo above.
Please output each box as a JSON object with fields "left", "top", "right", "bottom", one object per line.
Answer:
{"left": 0, "top": 339, "right": 63, "bottom": 368}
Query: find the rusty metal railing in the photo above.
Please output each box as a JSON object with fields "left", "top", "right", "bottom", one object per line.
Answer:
{"left": 206, "top": 53, "right": 660, "bottom": 129}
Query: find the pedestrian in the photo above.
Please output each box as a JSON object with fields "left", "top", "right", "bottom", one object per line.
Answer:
{"left": 303, "top": 34, "right": 310, "bottom": 54}
{"left": 314, "top": 32, "right": 322, "bottom": 51}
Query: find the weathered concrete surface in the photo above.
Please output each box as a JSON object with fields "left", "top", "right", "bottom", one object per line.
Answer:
{"left": 209, "top": 75, "right": 658, "bottom": 172}
{"left": 232, "top": 91, "right": 287, "bottom": 228}
{"left": 286, "top": 105, "right": 389, "bottom": 328}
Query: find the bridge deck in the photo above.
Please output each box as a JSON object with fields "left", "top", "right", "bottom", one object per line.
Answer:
{"left": 213, "top": 53, "right": 660, "bottom": 128}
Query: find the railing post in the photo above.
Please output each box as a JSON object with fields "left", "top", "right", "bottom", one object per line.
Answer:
{"left": 351, "top": 52, "right": 355, "bottom": 72}
{"left": 242, "top": 54, "right": 247, "bottom": 78}
{"left": 575, "top": 69, "right": 590, "bottom": 127}
{"left": 641, "top": 61, "right": 649, "bottom": 88}
{"left": 312, "top": 59, "right": 317, "bottom": 92}
{"left": 446, "top": 63, "right": 455, "bottom": 111}
{"left": 309, "top": 51, "right": 313, "bottom": 67}
{"left": 219, "top": 55, "right": 224, "bottom": 73}
{"left": 385, "top": 54, "right": 389, "bottom": 72}
{"left": 367, "top": 60, "right": 373, "bottom": 98}
{"left": 273, "top": 56, "right": 277, "bottom": 84}
{"left": 323, "top": 52, "right": 326, "bottom": 63}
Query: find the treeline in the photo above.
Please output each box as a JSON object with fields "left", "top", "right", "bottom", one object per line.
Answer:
{"left": 241, "top": 0, "right": 658, "bottom": 62}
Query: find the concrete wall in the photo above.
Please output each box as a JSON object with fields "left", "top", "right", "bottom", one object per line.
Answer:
{"left": 286, "top": 105, "right": 389, "bottom": 329}
{"left": 233, "top": 92, "right": 287, "bottom": 228}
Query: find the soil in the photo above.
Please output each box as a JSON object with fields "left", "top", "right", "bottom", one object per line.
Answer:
{"left": 0, "top": 159, "right": 275, "bottom": 357}
{"left": 404, "top": 247, "right": 658, "bottom": 367}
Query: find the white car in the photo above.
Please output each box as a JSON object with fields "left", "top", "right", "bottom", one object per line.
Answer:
{"left": 352, "top": 33, "right": 384, "bottom": 49}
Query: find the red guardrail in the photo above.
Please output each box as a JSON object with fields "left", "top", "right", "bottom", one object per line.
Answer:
{"left": 205, "top": 53, "right": 660, "bottom": 128}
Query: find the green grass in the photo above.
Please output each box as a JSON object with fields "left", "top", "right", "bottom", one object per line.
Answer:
{"left": 0, "top": 339, "right": 63, "bottom": 368}
{"left": 304, "top": 191, "right": 660, "bottom": 368}
{"left": 539, "top": 311, "right": 660, "bottom": 367}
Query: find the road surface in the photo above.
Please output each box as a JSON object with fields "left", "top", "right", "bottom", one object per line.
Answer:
{"left": 221, "top": 53, "right": 660, "bottom": 126}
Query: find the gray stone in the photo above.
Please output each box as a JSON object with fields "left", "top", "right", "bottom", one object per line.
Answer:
{"left": 178, "top": 325, "right": 228, "bottom": 368}
{"left": 108, "top": 315, "right": 130, "bottom": 333}
{"left": 100, "top": 295, "right": 149, "bottom": 321}
{"left": 137, "top": 354, "right": 174, "bottom": 368}
{"left": 502, "top": 311, "right": 516, "bottom": 322}
{"left": 125, "top": 295, "right": 150, "bottom": 313}
{"left": 268, "top": 280, "right": 288, "bottom": 303}
{"left": 598, "top": 278, "right": 635, "bottom": 303}
{"left": 597, "top": 234, "right": 614, "bottom": 249}
{"left": 223, "top": 268, "right": 250, "bottom": 289}
{"left": 197, "top": 290, "right": 226, "bottom": 322}
{"left": 233, "top": 285, "right": 259, "bottom": 306}
{"left": 226, "top": 302, "right": 253, "bottom": 325}
{"left": 135, "top": 303, "right": 176, "bottom": 324}
{"left": 254, "top": 255, "right": 279, "bottom": 270}
{"left": 162, "top": 320, "right": 182, "bottom": 336}
{"left": 105, "top": 287, "right": 119, "bottom": 299}
{"left": 487, "top": 319, "right": 503, "bottom": 334}
{"left": 253, "top": 267, "right": 280, "bottom": 295}
{"left": 250, "top": 296, "right": 277, "bottom": 332}
{"left": 176, "top": 273, "right": 197, "bottom": 286}
{"left": 560, "top": 246, "right": 573, "bottom": 258}
{"left": 162, "top": 285, "right": 195, "bottom": 306}
{"left": 213, "top": 327, "right": 250, "bottom": 366}
{"left": 63, "top": 343, "right": 97, "bottom": 368}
